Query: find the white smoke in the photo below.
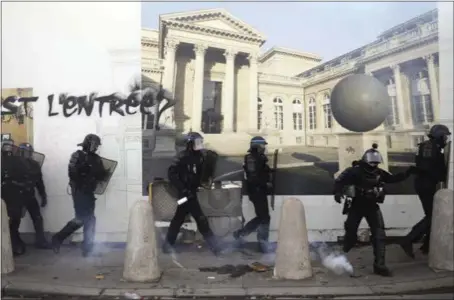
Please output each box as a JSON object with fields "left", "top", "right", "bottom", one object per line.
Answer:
{"left": 310, "top": 242, "right": 354, "bottom": 276}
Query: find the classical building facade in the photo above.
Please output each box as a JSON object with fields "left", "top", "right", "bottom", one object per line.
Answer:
{"left": 142, "top": 8, "right": 439, "bottom": 154}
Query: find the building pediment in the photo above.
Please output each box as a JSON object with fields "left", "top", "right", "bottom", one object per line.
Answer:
{"left": 159, "top": 8, "right": 266, "bottom": 45}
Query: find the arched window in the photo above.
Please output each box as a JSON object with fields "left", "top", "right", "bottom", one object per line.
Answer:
{"left": 308, "top": 97, "right": 316, "bottom": 130}
{"left": 257, "top": 97, "right": 263, "bottom": 130}
{"left": 322, "top": 93, "right": 332, "bottom": 129}
{"left": 386, "top": 76, "right": 399, "bottom": 126}
{"left": 273, "top": 97, "right": 284, "bottom": 130}
{"left": 292, "top": 99, "right": 303, "bottom": 131}
{"left": 411, "top": 69, "right": 433, "bottom": 124}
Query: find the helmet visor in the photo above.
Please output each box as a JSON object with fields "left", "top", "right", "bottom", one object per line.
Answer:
{"left": 193, "top": 137, "right": 204, "bottom": 151}
{"left": 363, "top": 151, "right": 383, "bottom": 164}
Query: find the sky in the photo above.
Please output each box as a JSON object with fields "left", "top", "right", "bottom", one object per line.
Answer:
{"left": 142, "top": 1, "right": 437, "bottom": 62}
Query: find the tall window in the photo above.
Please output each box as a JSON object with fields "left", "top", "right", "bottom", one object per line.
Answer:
{"left": 308, "top": 97, "right": 316, "bottom": 130}
{"left": 411, "top": 70, "right": 434, "bottom": 124}
{"left": 323, "top": 93, "right": 332, "bottom": 129}
{"left": 273, "top": 97, "right": 284, "bottom": 130}
{"left": 385, "top": 77, "right": 399, "bottom": 126}
{"left": 257, "top": 97, "right": 263, "bottom": 130}
{"left": 292, "top": 99, "right": 303, "bottom": 130}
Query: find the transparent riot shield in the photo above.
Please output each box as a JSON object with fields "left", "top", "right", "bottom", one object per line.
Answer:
{"left": 94, "top": 157, "right": 118, "bottom": 195}
{"left": 31, "top": 151, "right": 45, "bottom": 168}
{"left": 200, "top": 149, "right": 219, "bottom": 189}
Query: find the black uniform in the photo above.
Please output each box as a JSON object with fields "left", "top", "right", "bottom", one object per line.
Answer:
{"left": 163, "top": 132, "right": 220, "bottom": 255}
{"left": 1, "top": 141, "right": 28, "bottom": 256}
{"left": 51, "top": 134, "right": 108, "bottom": 257}
{"left": 399, "top": 124, "right": 451, "bottom": 258}
{"left": 18, "top": 143, "right": 50, "bottom": 249}
{"left": 233, "top": 136, "right": 272, "bottom": 253}
{"left": 334, "top": 144, "right": 413, "bottom": 277}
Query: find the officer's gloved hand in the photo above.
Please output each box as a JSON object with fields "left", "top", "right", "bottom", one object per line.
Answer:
{"left": 334, "top": 193, "right": 342, "bottom": 204}
{"left": 406, "top": 166, "right": 418, "bottom": 176}
{"left": 41, "top": 196, "right": 47, "bottom": 208}
{"left": 182, "top": 189, "right": 195, "bottom": 200}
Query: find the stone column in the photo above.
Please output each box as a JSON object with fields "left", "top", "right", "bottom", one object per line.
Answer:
{"left": 162, "top": 39, "right": 179, "bottom": 130}
{"left": 222, "top": 49, "right": 237, "bottom": 132}
{"left": 425, "top": 54, "right": 440, "bottom": 121}
{"left": 191, "top": 44, "right": 207, "bottom": 132}
{"left": 248, "top": 53, "right": 259, "bottom": 132}
{"left": 391, "top": 64, "right": 408, "bottom": 128}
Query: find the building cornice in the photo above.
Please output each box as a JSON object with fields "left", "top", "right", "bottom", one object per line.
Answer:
{"left": 259, "top": 47, "right": 322, "bottom": 63}
{"left": 163, "top": 20, "right": 265, "bottom": 46}
{"left": 301, "top": 61, "right": 359, "bottom": 87}
{"left": 258, "top": 73, "right": 302, "bottom": 88}
{"left": 160, "top": 8, "right": 265, "bottom": 40}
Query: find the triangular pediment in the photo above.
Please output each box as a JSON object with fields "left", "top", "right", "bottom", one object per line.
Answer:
{"left": 160, "top": 8, "right": 266, "bottom": 41}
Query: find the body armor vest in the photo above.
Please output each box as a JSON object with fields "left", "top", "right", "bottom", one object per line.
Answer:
{"left": 416, "top": 140, "right": 439, "bottom": 175}
{"left": 355, "top": 167, "right": 385, "bottom": 202}
{"left": 244, "top": 153, "right": 267, "bottom": 185}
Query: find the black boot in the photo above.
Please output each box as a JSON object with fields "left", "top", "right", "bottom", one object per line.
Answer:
{"left": 33, "top": 216, "right": 51, "bottom": 249}
{"left": 373, "top": 239, "right": 392, "bottom": 277}
{"left": 51, "top": 221, "right": 82, "bottom": 254}
{"left": 10, "top": 218, "right": 26, "bottom": 256}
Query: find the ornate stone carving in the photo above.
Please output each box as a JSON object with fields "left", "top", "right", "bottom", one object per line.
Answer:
{"left": 247, "top": 53, "right": 259, "bottom": 63}
{"left": 390, "top": 64, "right": 400, "bottom": 72}
{"left": 164, "top": 39, "right": 179, "bottom": 53}
{"left": 424, "top": 54, "right": 435, "bottom": 64}
{"left": 194, "top": 44, "right": 208, "bottom": 56}
{"left": 223, "top": 49, "right": 237, "bottom": 60}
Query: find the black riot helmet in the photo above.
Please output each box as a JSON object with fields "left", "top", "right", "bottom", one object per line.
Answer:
{"left": 428, "top": 124, "right": 451, "bottom": 147}
{"left": 19, "top": 142, "right": 34, "bottom": 159}
{"left": 1, "top": 139, "right": 14, "bottom": 155}
{"left": 361, "top": 143, "right": 383, "bottom": 168}
{"left": 78, "top": 134, "right": 102, "bottom": 153}
{"left": 185, "top": 131, "right": 204, "bottom": 151}
{"left": 249, "top": 136, "right": 268, "bottom": 154}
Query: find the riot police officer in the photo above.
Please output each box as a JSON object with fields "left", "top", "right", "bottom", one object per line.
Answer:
{"left": 1, "top": 140, "right": 27, "bottom": 255}
{"left": 334, "top": 144, "right": 415, "bottom": 277}
{"left": 163, "top": 132, "right": 221, "bottom": 255}
{"left": 233, "top": 136, "right": 273, "bottom": 253}
{"left": 399, "top": 124, "right": 451, "bottom": 258}
{"left": 18, "top": 143, "right": 50, "bottom": 249}
{"left": 51, "top": 134, "right": 109, "bottom": 257}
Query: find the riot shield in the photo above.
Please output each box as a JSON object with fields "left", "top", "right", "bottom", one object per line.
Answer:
{"left": 200, "top": 149, "right": 219, "bottom": 189}
{"left": 94, "top": 157, "right": 118, "bottom": 195}
{"left": 443, "top": 141, "right": 452, "bottom": 189}
{"left": 31, "top": 151, "right": 45, "bottom": 168}
{"left": 149, "top": 180, "right": 191, "bottom": 222}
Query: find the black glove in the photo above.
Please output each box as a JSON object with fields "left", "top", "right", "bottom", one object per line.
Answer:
{"left": 40, "top": 196, "right": 47, "bottom": 208}
{"left": 182, "top": 189, "right": 195, "bottom": 200}
{"left": 334, "top": 193, "right": 342, "bottom": 204}
{"left": 406, "top": 166, "right": 417, "bottom": 176}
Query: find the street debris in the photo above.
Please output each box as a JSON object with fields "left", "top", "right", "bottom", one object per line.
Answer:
{"left": 124, "top": 291, "right": 142, "bottom": 299}
{"left": 95, "top": 273, "right": 105, "bottom": 280}
{"left": 199, "top": 262, "right": 272, "bottom": 278}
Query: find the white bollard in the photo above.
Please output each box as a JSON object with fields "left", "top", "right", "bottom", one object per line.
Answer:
{"left": 123, "top": 200, "right": 161, "bottom": 282}
{"left": 429, "top": 189, "right": 454, "bottom": 271}
{"left": 1, "top": 199, "right": 15, "bottom": 274}
{"left": 274, "top": 197, "right": 312, "bottom": 280}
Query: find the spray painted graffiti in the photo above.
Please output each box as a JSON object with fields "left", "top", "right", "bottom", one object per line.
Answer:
{"left": 0, "top": 85, "right": 171, "bottom": 118}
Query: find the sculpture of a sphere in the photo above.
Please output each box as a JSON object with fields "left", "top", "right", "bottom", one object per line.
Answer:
{"left": 330, "top": 74, "right": 391, "bottom": 132}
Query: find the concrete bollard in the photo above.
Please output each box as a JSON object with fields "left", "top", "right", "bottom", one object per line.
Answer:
{"left": 274, "top": 197, "right": 312, "bottom": 280}
{"left": 429, "top": 189, "right": 454, "bottom": 271}
{"left": 123, "top": 200, "right": 161, "bottom": 282}
{"left": 1, "top": 199, "right": 14, "bottom": 274}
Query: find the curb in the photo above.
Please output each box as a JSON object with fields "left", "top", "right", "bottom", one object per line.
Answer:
{"left": 3, "top": 276, "right": 453, "bottom": 298}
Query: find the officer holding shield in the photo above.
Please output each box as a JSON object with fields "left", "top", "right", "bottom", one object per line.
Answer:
{"left": 18, "top": 142, "right": 50, "bottom": 249}
{"left": 399, "top": 124, "right": 451, "bottom": 258}
{"left": 163, "top": 132, "right": 221, "bottom": 255}
{"left": 51, "top": 134, "right": 109, "bottom": 257}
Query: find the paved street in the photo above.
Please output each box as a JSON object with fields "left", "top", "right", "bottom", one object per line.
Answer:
{"left": 2, "top": 242, "right": 453, "bottom": 299}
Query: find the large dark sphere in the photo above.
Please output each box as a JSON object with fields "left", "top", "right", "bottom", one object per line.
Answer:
{"left": 330, "top": 74, "right": 391, "bottom": 132}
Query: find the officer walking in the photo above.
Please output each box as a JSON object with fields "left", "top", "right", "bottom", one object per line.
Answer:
{"left": 1, "top": 140, "right": 28, "bottom": 255}
{"left": 233, "top": 136, "right": 273, "bottom": 253}
{"left": 334, "top": 144, "right": 415, "bottom": 277}
{"left": 51, "top": 134, "right": 109, "bottom": 257}
{"left": 163, "top": 132, "right": 221, "bottom": 255}
{"left": 399, "top": 124, "right": 451, "bottom": 258}
{"left": 18, "top": 143, "right": 50, "bottom": 249}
